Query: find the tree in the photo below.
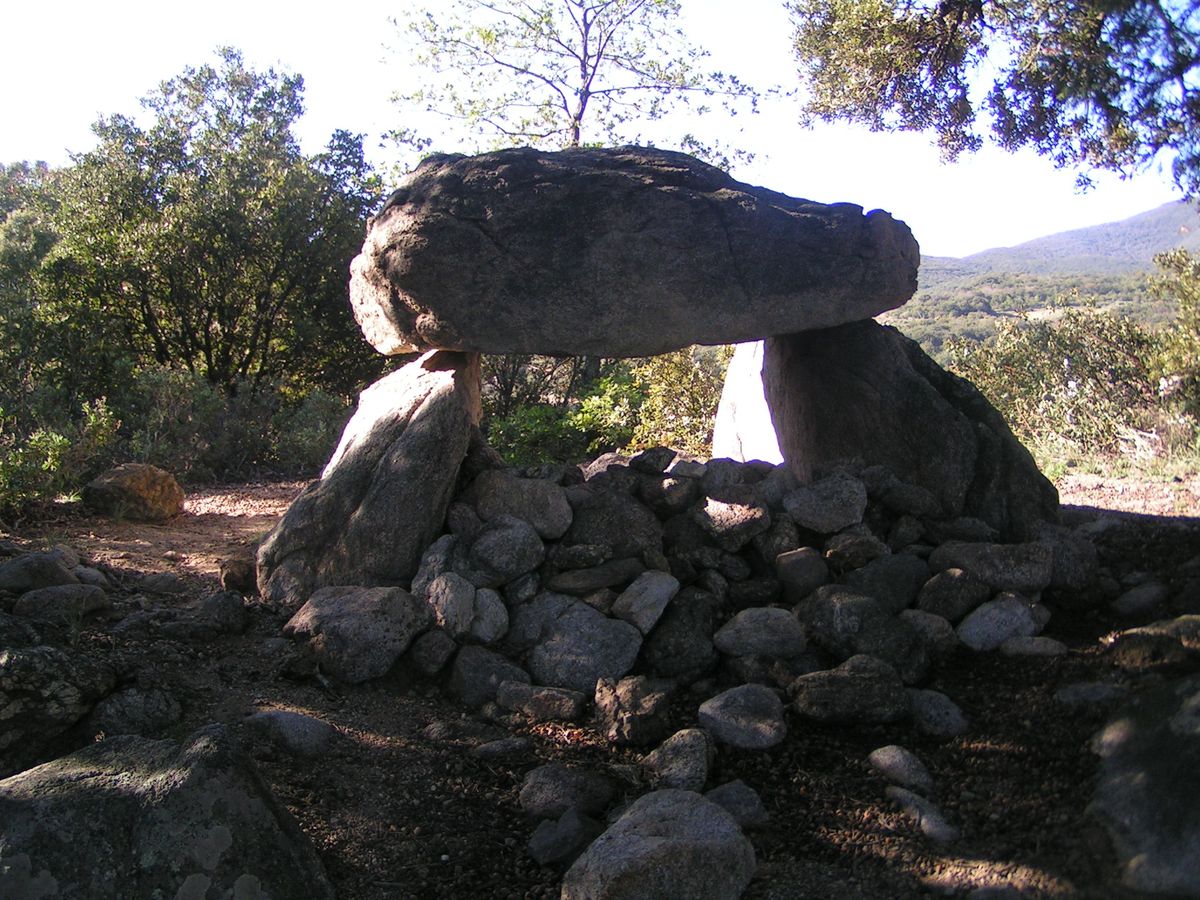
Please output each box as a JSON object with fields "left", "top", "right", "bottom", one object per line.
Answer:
{"left": 1154, "top": 248, "right": 1200, "bottom": 416}
{"left": 788, "top": 1, "right": 1200, "bottom": 193}
{"left": 389, "top": 0, "right": 761, "bottom": 167}
{"left": 43, "top": 48, "right": 384, "bottom": 397}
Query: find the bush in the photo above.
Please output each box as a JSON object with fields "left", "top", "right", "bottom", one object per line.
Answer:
{"left": 629, "top": 346, "right": 732, "bottom": 456}
{"left": 945, "top": 306, "right": 1168, "bottom": 459}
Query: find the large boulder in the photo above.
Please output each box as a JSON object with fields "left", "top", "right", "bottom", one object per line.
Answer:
{"left": 257, "top": 350, "right": 481, "bottom": 604}
{"left": 762, "top": 322, "right": 1059, "bottom": 540}
{"left": 81, "top": 463, "right": 184, "bottom": 522}
{"left": 0, "top": 725, "right": 334, "bottom": 899}
{"left": 350, "top": 147, "right": 919, "bottom": 357}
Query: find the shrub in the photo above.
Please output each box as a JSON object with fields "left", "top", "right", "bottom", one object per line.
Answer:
{"left": 629, "top": 346, "right": 732, "bottom": 456}
{"left": 946, "top": 306, "right": 1164, "bottom": 457}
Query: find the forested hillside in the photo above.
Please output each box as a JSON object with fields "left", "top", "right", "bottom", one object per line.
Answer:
{"left": 889, "top": 201, "right": 1200, "bottom": 353}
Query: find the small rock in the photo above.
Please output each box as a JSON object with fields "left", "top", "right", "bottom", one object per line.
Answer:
{"left": 705, "top": 780, "right": 770, "bottom": 829}
{"left": 916, "top": 567, "right": 992, "bottom": 623}
{"left": 89, "top": 686, "right": 182, "bottom": 737}
{"left": 82, "top": 463, "right": 184, "bottom": 522}
{"left": 0, "top": 553, "right": 78, "bottom": 593}
{"left": 1112, "top": 582, "right": 1170, "bottom": 617}
{"left": 713, "top": 607, "right": 807, "bottom": 659}
{"left": 528, "top": 807, "right": 605, "bottom": 867}
{"left": 908, "top": 689, "right": 969, "bottom": 739}
{"left": 140, "top": 572, "right": 184, "bottom": 594}
{"left": 246, "top": 709, "right": 337, "bottom": 756}
{"left": 11, "top": 583, "right": 110, "bottom": 624}
{"left": 449, "top": 645, "right": 530, "bottom": 707}
{"left": 409, "top": 628, "right": 457, "bottom": 676}
{"left": 610, "top": 570, "right": 680, "bottom": 635}
{"left": 496, "top": 680, "right": 587, "bottom": 722}
{"left": 469, "top": 588, "right": 509, "bottom": 644}
{"left": 886, "top": 786, "right": 959, "bottom": 844}
{"left": 823, "top": 531, "right": 890, "bottom": 571}
{"left": 594, "top": 675, "right": 672, "bottom": 747}
{"left": 789, "top": 655, "right": 909, "bottom": 724}
{"left": 643, "top": 728, "right": 714, "bottom": 791}
{"left": 546, "top": 557, "right": 646, "bottom": 595}
{"left": 782, "top": 473, "right": 868, "bottom": 534}
{"left": 198, "top": 589, "right": 248, "bottom": 634}
{"left": 426, "top": 572, "right": 477, "bottom": 638}
{"left": 843, "top": 553, "right": 930, "bottom": 615}
{"left": 999, "top": 635, "right": 1067, "bottom": 657}
{"left": 927, "top": 541, "right": 1054, "bottom": 594}
{"left": 698, "top": 684, "right": 787, "bottom": 750}
{"left": 775, "top": 547, "right": 830, "bottom": 603}
{"left": 470, "top": 736, "right": 531, "bottom": 760}
{"left": 956, "top": 593, "right": 1045, "bottom": 652}
{"left": 867, "top": 744, "right": 935, "bottom": 795}
{"left": 899, "top": 609, "right": 960, "bottom": 658}
{"left": 519, "top": 763, "right": 615, "bottom": 819}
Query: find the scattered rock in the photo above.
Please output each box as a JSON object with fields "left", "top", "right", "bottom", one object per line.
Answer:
{"left": 907, "top": 689, "right": 969, "bottom": 739}
{"left": 643, "top": 728, "right": 714, "bottom": 791}
{"left": 0, "top": 553, "right": 79, "bottom": 593}
{"left": 594, "top": 676, "right": 672, "bottom": 747}
{"left": 496, "top": 680, "right": 586, "bottom": 722}
{"left": 11, "top": 584, "right": 110, "bottom": 624}
{"left": 246, "top": 709, "right": 337, "bottom": 756}
{"left": 562, "top": 789, "right": 756, "bottom": 900}
{"left": 782, "top": 473, "right": 868, "bottom": 534}
{"left": 868, "top": 745, "right": 935, "bottom": 795}
{"left": 790, "top": 655, "right": 909, "bottom": 724}
{"left": 519, "top": 763, "right": 615, "bottom": 820}
{"left": 449, "top": 645, "right": 530, "bottom": 707}
{"left": 705, "top": 780, "right": 770, "bottom": 829}
{"left": 528, "top": 807, "right": 605, "bottom": 868}
{"left": 198, "top": 589, "right": 248, "bottom": 634}
{"left": 956, "top": 594, "right": 1045, "bottom": 652}
{"left": 88, "top": 686, "right": 182, "bottom": 737}
{"left": 610, "top": 570, "right": 680, "bottom": 635}
{"left": 82, "top": 462, "right": 184, "bottom": 522}
{"left": 886, "top": 786, "right": 959, "bottom": 845}
{"left": 698, "top": 683, "right": 787, "bottom": 750}
{"left": 470, "top": 468, "right": 573, "bottom": 539}
{"left": 1000, "top": 635, "right": 1068, "bottom": 657}
{"left": 916, "top": 568, "right": 992, "bottom": 623}
{"left": 928, "top": 541, "right": 1055, "bottom": 595}
{"left": 713, "top": 606, "right": 807, "bottom": 659}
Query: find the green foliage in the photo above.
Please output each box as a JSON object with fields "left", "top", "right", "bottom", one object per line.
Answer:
{"left": 629, "top": 346, "right": 731, "bottom": 456}
{"left": 390, "top": 0, "right": 762, "bottom": 168}
{"left": 486, "top": 403, "right": 589, "bottom": 467}
{"left": 1154, "top": 248, "right": 1200, "bottom": 417}
{"left": 789, "top": 1, "right": 1200, "bottom": 193}
{"left": 43, "top": 48, "right": 384, "bottom": 398}
{"left": 946, "top": 306, "right": 1164, "bottom": 456}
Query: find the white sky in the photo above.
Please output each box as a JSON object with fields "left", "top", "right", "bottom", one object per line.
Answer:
{"left": 2, "top": 0, "right": 1186, "bottom": 257}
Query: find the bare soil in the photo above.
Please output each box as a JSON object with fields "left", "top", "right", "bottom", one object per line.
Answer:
{"left": 6, "top": 474, "right": 1200, "bottom": 899}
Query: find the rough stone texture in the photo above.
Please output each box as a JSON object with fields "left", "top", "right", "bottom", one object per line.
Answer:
{"left": 713, "top": 607, "right": 807, "bottom": 659}
{"left": 0, "top": 724, "right": 334, "bottom": 899}
{"left": 495, "top": 680, "right": 586, "bottom": 722}
{"left": 927, "top": 541, "right": 1055, "bottom": 595}
{"left": 1089, "top": 674, "right": 1200, "bottom": 895}
{"left": 409, "top": 628, "right": 457, "bottom": 676}
{"left": 763, "top": 321, "right": 1059, "bottom": 541}
{"left": 643, "top": 728, "right": 714, "bottom": 791}
{"left": 781, "top": 473, "right": 868, "bottom": 534}
{"left": 899, "top": 609, "right": 960, "bottom": 659}
{"left": 411, "top": 534, "right": 457, "bottom": 599}
{"left": 868, "top": 745, "right": 935, "bottom": 795}
{"left": 562, "top": 789, "right": 757, "bottom": 900}
{"left": 1, "top": 647, "right": 116, "bottom": 776}
{"left": 955, "top": 594, "right": 1044, "bottom": 652}
{"left": 469, "top": 468, "right": 573, "bottom": 539}
{"left": 88, "top": 686, "right": 182, "bottom": 737}
{"left": 425, "top": 572, "right": 477, "bottom": 639}
{"left": 449, "top": 646, "right": 530, "bottom": 707}
{"left": 692, "top": 484, "right": 772, "bottom": 553}
{"left": 775, "top": 547, "right": 830, "bottom": 603}
{"left": 640, "top": 588, "right": 721, "bottom": 681}
{"left": 1000, "top": 635, "right": 1068, "bottom": 657}
{"left": 789, "top": 655, "right": 909, "bottom": 724}
{"left": 546, "top": 557, "right": 645, "bottom": 595}
{"left": 246, "top": 709, "right": 337, "bottom": 756}
{"left": 917, "top": 568, "right": 992, "bottom": 623}
{"left": 565, "top": 490, "right": 664, "bottom": 560}
{"left": 82, "top": 462, "right": 184, "bottom": 522}
{"left": 469, "top": 588, "right": 509, "bottom": 643}
{"left": 462, "top": 514, "right": 546, "bottom": 588}
{"left": 198, "top": 590, "right": 248, "bottom": 634}
{"left": 519, "top": 763, "right": 615, "bottom": 819}
{"left": 11, "top": 584, "right": 110, "bottom": 624}
{"left": 283, "top": 586, "right": 432, "bottom": 683}
{"left": 796, "top": 586, "right": 888, "bottom": 659}
{"left": 257, "top": 350, "right": 480, "bottom": 605}
{"left": 351, "top": 146, "right": 918, "bottom": 358}
{"left": 526, "top": 598, "right": 643, "bottom": 694}
{"left": 610, "top": 570, "right": 680, "bottom": 635}
{"left": 843, "top": 553, "right": 930, "bottom": 615}
{"left": 0, "top": 553, "right": 79, "bottom": 593}
{"left": 712, "top": 341, "right": 785, "bottom": 465}
{"left": 698, "top": 684, "right": 787, "bottom": 750}
{"left": 595, "top": 676, "right": 673, "bottom": 747}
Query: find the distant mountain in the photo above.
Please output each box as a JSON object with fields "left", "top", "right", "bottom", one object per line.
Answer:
{"left": 889, "top": 201, "right": 1200, "bottom": 354}
{"left": 920, "top": 201, "right": 1200, "bottom": 288}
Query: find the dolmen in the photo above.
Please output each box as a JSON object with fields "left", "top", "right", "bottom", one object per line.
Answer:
{"left": 259, "top": 145, "right": 1056, "bottom": 607}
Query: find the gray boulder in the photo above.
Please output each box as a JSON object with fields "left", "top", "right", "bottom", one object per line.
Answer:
{"left": 955, "top": 594, "right": 1045, "bottom": 652}
{"left": 246, "top": 709, "right": 337, "bottom": 756}
{"left": 762, "top": 321, "right": 1058, "bottom": 540}
{"left": 886, "top": 786, "right": 959, "bottom": 845}
{"left": 88, "top": 686, "right": 182, "bottom": 737}
{"left": 908, "top": 689, "right": 970, "bottom": 739}
{"left": 595, "top": 676, "right": 673, "bottom": 747}
{"left": 257, "top": 350, "right": 480, "bottom": 605}
{"left": 640, "top": 588, "right": 721, "bottom": 682}
{"left": 781, "top": 473, "right": 868, "bottom": 534}
{"left": 713, "top": 606, "right": 807, "bottom": 659}
{"left": 462, "top": 514, "right": 546, "bottom": 587}
{"left": 917, "top": 568, "right": 992, "bottom": 623}
{"left": 283, "top": 585, "right": 432, "bottom": 683}
{"left": 1089, "top": 674, "right": 1200, "bottom": 895}
{"left": 927, "top": 541, "right": 1055, "bottom": 595}
{"left": 692, "top": 484, "right": 772, "bottom": 553}
{"left": 867, "top": 744, "right": 935, "bottom": 795}
{"left": 11, "top": 584, "right": 109, "bottom": 624}
{"left": 562, "top": 789, "right": 756, "bottom": 900}
{"left": 705, "top": 780, "right": 770, "bottom": 830}
{"left": 698, "top": 684, "right": 787, "bottom": 750}
{"left": 843, "top": 553, "right": 930, "bottom": 615}
{"left": 351, "top": 146, "right": 918, "bottom": 358}
{"left": 0, "top": 553, "right": 79, "bottom": 593}
{"left": 565, "top": 490, "right": 664, "bottom": 560}
{"left": 469, "top": 468, "right": 572, "bottom": 539}
{"left": 643, "top": 728, "right": 715, "bottom": 791}
{"left": 610, "top": 570, "right": 680, "bottom": 635}
{"left": 526, "top": 598, "right": 642, "bottom": 694}
{"left": 496, "top": 680, "right": 586, "bottom": 722}
{"left": 449, "top": 645, "right": 530, "bottom": 707}
{"left": 0, "top": 724, "right": 334, "bottom": 899}
{"left": 519, "top": 763, "right": 615, "bottom": 820}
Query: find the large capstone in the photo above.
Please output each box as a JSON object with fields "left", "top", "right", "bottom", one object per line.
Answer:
{"left": 257, "top": 350, "right": 480, "bottom": 605}
{"left": 760, "top": 322, "right": 1058, "bottom": 540}
{"left": 350, "top": 147, "right": 919, "bottom": 357}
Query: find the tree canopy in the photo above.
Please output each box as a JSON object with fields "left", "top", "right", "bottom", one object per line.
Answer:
{"left": 788, "top": 0, "right": 1200, "bottom": 193}
{"left": 43, "top": 48, "right": 383, "bottom": 397}
{"left": 389, "top": 0, "right": 761, "bottom": 167}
